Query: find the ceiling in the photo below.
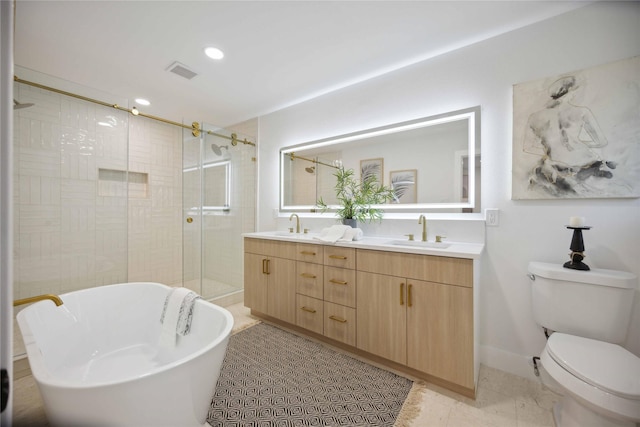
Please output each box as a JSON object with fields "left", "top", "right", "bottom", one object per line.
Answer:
{"left": 14, "top": 1, "right": 590, "bottom": 128}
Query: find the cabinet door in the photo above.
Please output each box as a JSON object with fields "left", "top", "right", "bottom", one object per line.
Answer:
{"left": 356, "top": 271, "right": 407, "bottom": 364}
{"left": 244, "top": 252, "right": 268, "bottom": 313}
{"left": 267, "top": 257, "right": 297, "bottom": 324}
{"left": 407, "top": 280, "right": 474, "bottom": 389}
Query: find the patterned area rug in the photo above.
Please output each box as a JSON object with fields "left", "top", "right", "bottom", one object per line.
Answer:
{"left": 208, "top": 323, "right": 414, "bottom": 426}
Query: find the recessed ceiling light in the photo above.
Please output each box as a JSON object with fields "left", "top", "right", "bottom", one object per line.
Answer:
{"left": 204, "top": 47, "right": 224, "bottom": 60}
{"left": 135, "top": 98, "right": 150, "bottom": 106}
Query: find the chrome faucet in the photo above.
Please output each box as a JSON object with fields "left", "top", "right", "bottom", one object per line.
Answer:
{"left": 289, "top": 213, "right": 301, "bottom": 233}
{"left": 418, "top": 215, "right": 427, "bottom": 242}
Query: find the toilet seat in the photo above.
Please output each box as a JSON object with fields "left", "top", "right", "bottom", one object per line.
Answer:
{"left": 546, "top": 333, "right": 640, "bottom": 399}
{"left": 542, "top": 333, "right": 640, "bottom": 422}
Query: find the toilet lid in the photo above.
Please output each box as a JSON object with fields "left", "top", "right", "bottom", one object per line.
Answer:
{"left": 546, "top": 333, "right": 640, "bottom": 400}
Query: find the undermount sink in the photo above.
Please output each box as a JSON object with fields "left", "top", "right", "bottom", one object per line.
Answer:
{"left": 389, "top": 239, "right": 451, "bottom": 249}
{"left": 273, "top": 231, "right": 316, "bottom": 239}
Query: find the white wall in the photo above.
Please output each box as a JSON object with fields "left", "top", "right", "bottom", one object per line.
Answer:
{"left": 256, "top": 2, "right": 640, "bottom": 379}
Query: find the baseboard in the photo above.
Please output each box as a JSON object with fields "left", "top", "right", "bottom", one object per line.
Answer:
{"left": 479, "top": 344, "right": 540, "bottom": 381}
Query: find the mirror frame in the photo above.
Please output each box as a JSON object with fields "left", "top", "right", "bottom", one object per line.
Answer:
{"left": 280, "top": 106, "right": 481, "bottom": 214}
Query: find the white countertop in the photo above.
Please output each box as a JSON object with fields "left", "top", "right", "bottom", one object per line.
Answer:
{"left": 243, "top": 231, "right": 484, "bottom": 259}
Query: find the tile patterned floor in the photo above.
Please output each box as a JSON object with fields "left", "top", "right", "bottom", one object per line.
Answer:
{"left": 12, "top": 302, "right": 560, "bottom": 427}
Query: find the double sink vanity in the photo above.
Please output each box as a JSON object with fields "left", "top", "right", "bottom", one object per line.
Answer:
{"left": 243, "top": 230, "right": 483, "bottom": 398}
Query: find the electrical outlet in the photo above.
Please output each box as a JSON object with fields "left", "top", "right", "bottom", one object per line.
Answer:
{"left": 485, "top": 208, "right": 500, "bottom": 227}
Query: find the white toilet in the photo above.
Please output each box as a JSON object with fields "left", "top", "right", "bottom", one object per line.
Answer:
{"left": 528, "top": 261, "right": 640, "bottom": 427}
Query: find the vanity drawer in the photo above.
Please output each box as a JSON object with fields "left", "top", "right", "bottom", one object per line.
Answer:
{"left": 296, "top": 261, "right": 324, "bottom": 299}
{"left": 324, "top": 266, "right": 356, "bottom": 308}
{"left": 324, "top": 247, "right": 356, "bottom": 269}
{"left": 244, "top": 237, "right": 296, "bottom": 258}
{"left": 296, "top": 243, "right": 324, "bottom": 263}
{"left": 356, "top": 249, "right": 473, "bottom": 287}
{"left": 324, "top": 302, "right": 356, "bottom": 347}
{"left": 296, "top": 294, "right": 323, "bottom": 335}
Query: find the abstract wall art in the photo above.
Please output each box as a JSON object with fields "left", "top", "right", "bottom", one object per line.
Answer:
{"left": 512, "top": 56, "right": 640, "bottom": 200}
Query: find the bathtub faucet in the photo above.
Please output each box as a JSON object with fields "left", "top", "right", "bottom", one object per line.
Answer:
{"left": 13, "top": 294, "right": 64, "bottom": 307}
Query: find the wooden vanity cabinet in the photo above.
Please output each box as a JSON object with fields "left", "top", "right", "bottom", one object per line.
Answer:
{"left": 356, "top": 249, "right": 474, "bottom": 391}
{"left": 244, "top": 238, "right": 297, "bottom": 323}
{"left": 244, "top": 237, "right": 478, "bottom": 397}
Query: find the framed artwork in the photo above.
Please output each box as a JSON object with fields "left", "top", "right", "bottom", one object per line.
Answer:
{"left": 360, "top": 158, "right": 383, "bottom": 184}
{"left": 390, "top": 169, "right": 417, "bottom": 203}
{"left": 512, "top": 55, "right": 640, "bottom": 200}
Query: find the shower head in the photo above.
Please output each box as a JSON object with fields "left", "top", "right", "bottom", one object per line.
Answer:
{"left": 211, "top": 143, "right": 229, "bottom": 156}
{"left": 14, "top": 99, "right": 35, "bottom": 110}
{"left": 305, "top": 166, "right": 315, "bottom": 174}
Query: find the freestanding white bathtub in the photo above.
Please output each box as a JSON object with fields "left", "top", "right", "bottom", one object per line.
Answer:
{"left": 16, "top": 282, "right": 234, "bottom": 427}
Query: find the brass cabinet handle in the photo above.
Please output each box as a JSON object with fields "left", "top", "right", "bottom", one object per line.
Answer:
{"left": 262, "top": 259, "right": 270, "bottom": 275}
{"left": 300, "top": 306, "right": 316, "bottom": 313}
{"left": 300, "top": 251, "right": 316, "bottom": 256}
{"left": 329, "top": 255, "right": 347, "bottom": 260}
{"left": 329, "top": 315, "right": 347, "bottom": 323}
{"left": 400, "top": 283, "right": 405, "bottom": 306}
{"left": 186, "top": 217, "right": 193, "bottom": 223}
{"left": 408, "top": 283, "right": 413, "bottom": 307}
{"left": 329, "top": 279, "right": 348, "bottom": 285}
{"left": 300, "top": 273, "right": 317, "bottom": 279}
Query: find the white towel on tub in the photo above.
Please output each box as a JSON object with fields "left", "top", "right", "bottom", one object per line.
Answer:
{"left": 159, "top": 287, "right": 199, "bottom": 347}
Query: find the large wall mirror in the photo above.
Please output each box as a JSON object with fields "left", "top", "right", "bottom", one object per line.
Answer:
{"left": 280, "top": 106, "right": 481, "bottom": 214}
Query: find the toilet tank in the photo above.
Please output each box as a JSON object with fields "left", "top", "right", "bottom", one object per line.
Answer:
{"left": 528, "top": 262, "right": 637, "bottom": 344}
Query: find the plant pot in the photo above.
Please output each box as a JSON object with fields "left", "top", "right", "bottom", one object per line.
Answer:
{"left": 341, "top": 218, "right": 357, "bottom": 228}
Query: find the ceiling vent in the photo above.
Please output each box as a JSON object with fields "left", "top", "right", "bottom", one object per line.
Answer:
{"left": 166, "top": 61, "right": 198, "bottom": 80}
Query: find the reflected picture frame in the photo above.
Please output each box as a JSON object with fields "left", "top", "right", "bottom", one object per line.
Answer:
{"left": 390, "top": 169, "right": 417, "bottom": 203}
{"left": 360, "top": 158, "right": 384, "bottom": 184}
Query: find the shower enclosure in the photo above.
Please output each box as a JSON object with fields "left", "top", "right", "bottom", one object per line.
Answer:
{"left": 182, "top": 124, "right": 256, "bottom": 302}
{"left": 11, "top": 69, "right": 256, "bottom": 363}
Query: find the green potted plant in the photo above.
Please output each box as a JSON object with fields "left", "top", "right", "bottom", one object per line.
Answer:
{"left": 317, "top": 167, "right": 395, "bottom": 226}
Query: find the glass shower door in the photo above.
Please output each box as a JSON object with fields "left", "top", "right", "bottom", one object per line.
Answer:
{"left": 182, "top": 127, "right": 202, "bottom": 293}
{"left": 182, "top": 123, "right": 256, "bottom": 301}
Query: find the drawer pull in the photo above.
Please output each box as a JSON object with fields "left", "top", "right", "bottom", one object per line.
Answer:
{"left": 329, "top": 315, "right": 347, "bottom": 323}
{"left": 300, "top": 273, "right": 317, "bottom": 279}
{"left": 400, "top": 283, "right": 405, "bottom": 306}
{"left": 262, "top": 259, "right": 270, "bottom": 275}
{"left": 329, "top": 255, "right": 347, "bottom": 260}
{"left": 300, "top": 306, "right": 317, "bottom": 313}
{"left": 329, "top": 279, "right": 348, "bottom": 285}
{"left": 408, "top": 283, "right": 413, "bottom": 307}
{"left": 300, "top": 251, "right": 316, "bottom": 256}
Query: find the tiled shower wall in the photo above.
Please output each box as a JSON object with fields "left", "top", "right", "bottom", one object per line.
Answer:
{"left": 127, "top": 115, "right": 183, "bottom": 284}
{"left": 13, "top": 83, "right": 183, "bottom": 302}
